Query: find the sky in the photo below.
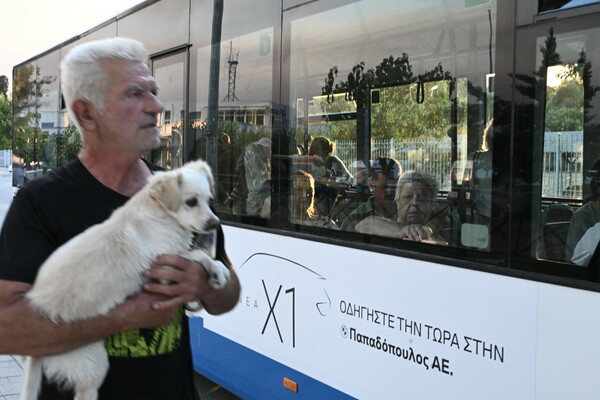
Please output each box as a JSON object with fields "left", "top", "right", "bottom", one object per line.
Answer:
{"left": 0, "top": 0, "right": 145, "bottom": 93}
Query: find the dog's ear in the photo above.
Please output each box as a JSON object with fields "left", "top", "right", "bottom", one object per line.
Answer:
{"left": 183, "top": 160, "right": 215, "bottom": 197}
{"left": 150, "top": 173, "right": 182, "bottom": 212}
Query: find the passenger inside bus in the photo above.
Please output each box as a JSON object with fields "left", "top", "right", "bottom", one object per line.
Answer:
{"left": 571, "top": 222, "right": 600, "bottom": 266}
{"left": 354, "top": 171, "right": 453, "bottom": 245}
{"left": 308, "top": 136, "right": 353, "bottom": 183}
{"left": 308, "top": 136, "right": 353, "bottom": 216}
{"left": 242, "top": 137, "right": 272, "bottom": 218}
{"left": 289, "top": 170, "right": 337, "bottom": 228}
{"left": 469, "top": 121, "right": 494, "bottom": 226}
{"left": 566, "top": 158, "right": 600, "bottom": 263}
{"left": 340, "top": 157, "right": 402, "bottom": 232}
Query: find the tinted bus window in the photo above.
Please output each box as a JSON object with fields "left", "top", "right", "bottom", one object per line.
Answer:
{"left": 539, "top": 0, "right": 600, "bottom": 12}
{"left": 514, "top": 11, "right": 600, "bottom": 279}
{"left": 190, "top": 0, "right": 280, "bottom": 223}
{"left": 282, "top": 0, "right": 497, "bottom": 250}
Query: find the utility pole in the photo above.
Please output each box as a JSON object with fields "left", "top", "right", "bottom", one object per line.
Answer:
{"left": 206, "top": 0, "right": 223, "bottom": 193}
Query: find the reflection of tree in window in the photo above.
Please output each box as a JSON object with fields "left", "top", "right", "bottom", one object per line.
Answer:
{"left": 515, "top": 28, "right": 599, "bottom": 202}
{"left": 321, "top": 54, "right": 452, "bottom": 160}
{"left": 12, "top": 64, "right": 56, "bottom": 169}
{"left": 370, "top": 82, "right": 451, "bottom": 142}
{"left": 546, "top": 64, "right": 583, "bottom": 132}
{"left": 515, "top": 28, "right": 598, "bottom": 124}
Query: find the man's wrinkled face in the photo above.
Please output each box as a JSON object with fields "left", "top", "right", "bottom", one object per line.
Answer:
{"left": 95, "top": 60, "right": 164, "bottom": 153}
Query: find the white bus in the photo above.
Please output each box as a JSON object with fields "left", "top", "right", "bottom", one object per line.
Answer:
{"left": 12, "top": 0, "right": 600, "bottom": 398}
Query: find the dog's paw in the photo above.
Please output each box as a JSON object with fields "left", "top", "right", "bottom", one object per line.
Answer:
{"left": 206, "top": 260, "right": 231, "bottom": 290}
{"left": 187, "top": 249, "right": 231, "bottom": 289}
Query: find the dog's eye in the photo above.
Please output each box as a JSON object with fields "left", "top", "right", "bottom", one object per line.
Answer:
{"left": 185, "top": 198, "right": 198, "bottom": 207}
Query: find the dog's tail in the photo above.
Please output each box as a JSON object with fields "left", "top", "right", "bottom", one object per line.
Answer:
{"left": 20, "top": 356, "right": 43, "bottom": 400}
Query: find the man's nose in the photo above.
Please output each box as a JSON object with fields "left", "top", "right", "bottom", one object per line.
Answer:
{"left": 147, "top": 93, "right": 164, "bottom": 114}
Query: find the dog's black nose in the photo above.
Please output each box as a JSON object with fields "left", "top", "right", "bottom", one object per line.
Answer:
{"left": 206, "top": 218, "right": 220, "bottom": 230}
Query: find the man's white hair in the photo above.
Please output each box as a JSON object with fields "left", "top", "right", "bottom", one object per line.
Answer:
{"left": 60, "top": 37, "right": 149, "bottom": 134}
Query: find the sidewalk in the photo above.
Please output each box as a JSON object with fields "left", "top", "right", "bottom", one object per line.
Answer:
{"left": 0, "top": 167, "right": 22, "bottom": 400}
{"left": 0, "top": 355, "right": 22, "bottom": 400}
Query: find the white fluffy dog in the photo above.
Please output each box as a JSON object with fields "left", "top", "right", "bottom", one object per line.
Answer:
{"left": 20, "top": 160, "right": 231, "bottom": 400}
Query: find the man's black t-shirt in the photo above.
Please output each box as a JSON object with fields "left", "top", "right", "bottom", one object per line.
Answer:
{"left": 0, "top": 159, "right": 207, "bottom": 400}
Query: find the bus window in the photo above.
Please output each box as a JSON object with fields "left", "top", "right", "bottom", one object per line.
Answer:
{"left": 539, "top": 29, "right": 598, "bottom": 266}
{"left": 542, "top": 65, "right": 584, "bottom": 202}
{"left": 363, "top": 81, "right": 459, "bottom": 246}
{"left": 189, "top": 1, "right": 280, "bottom": 223}
{"left": 539, "top": 0, "right": 600, "bottom": 13}
{"left": 515, "top": 17, "right": 600, "bottom": 275}
{"left": 284, "top": 0, "right": 497, "bottom": 250}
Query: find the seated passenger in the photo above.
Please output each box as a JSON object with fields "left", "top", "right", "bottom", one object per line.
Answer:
{"left": 571, "top": 222, "right": 600, "bottom": 266}
{"left": 341, "top": 157, "right": 402, "bottom": 232}
{"left": 308, "top": 136, "right": 353, "bottom": 184}
{"left": 566, "top": 158, "right": 600, "bottom": 261}
{"left": 308, "top": 136, "right": 353, "bottom": 216}
{"left": 355, "top": 171, "right": 451, "bottom": 244}
{"left": 290, "top": 170, "right": 337, "bottom": 228}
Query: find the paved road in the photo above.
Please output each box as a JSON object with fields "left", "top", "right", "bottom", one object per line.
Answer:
{"left": 0, "top": 167, "right": 240, "bottom": 400}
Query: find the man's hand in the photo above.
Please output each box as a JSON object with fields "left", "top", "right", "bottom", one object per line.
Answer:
{"left": 143, "top": 254, "right": 240, "bottom": 315}
{"left": 143, "top": 255, "right": 209, "bottom": 311}
{"left": 110, "top": 290, "right": 181, "bottom": 329}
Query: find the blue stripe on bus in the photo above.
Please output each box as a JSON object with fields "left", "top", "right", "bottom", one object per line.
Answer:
{"left": 190, "top": 317, "right": 357, "bottom": 400}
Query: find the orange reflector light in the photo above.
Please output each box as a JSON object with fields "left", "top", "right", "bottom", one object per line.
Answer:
{"left": 283, "top": 377, "right": 298, "bottom": 393}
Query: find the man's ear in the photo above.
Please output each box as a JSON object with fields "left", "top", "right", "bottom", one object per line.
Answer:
{"left": 150, "top": 173, "right": 182, "bottom": 212}
{"left": 72, "top": 99, "right": 98, "bottom": 132}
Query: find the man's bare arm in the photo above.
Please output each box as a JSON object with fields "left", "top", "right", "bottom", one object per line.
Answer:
{"left": 200, "top": 268, "right": 241, "bottom": 315}
{"left": 0, "top": 279, "right": 180, "bottom": 357}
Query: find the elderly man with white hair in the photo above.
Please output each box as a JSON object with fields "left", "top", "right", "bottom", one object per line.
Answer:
{"left": 0, "top": 37, "right": 240, "bottom": 400}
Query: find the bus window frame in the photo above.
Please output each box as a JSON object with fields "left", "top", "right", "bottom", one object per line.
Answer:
{"left": 512, "top": 9, "right": 600, "bottom": 283}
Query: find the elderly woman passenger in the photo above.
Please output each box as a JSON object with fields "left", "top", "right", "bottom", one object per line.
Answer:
{"left": 354, "top": 171, "right": 451, "bottom": 244}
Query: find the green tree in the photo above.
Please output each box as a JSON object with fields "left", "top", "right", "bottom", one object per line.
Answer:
{"left": 12, "top": 65, "right": 39, "bottom": 161}
{"left": 52, "top": 124, "right": 82, "bottom": 166}
{"left": 0, "top": 75, "right": 8, "bottom": 98}
{"left": 11, "top": 64, "right": 55, "bottom": 165}
{"left": 514, "top": 28, "right": 598, "bottom": 134}
{"left": 321, "top": 54, "right": 452, "bottom": 161}
{"left": 0, "top": 94, "right": 11, "bottom": 149}
{"left": 370, "top": 81, "right": 451, "bottom": 140}
{"left": 545, "top": 78, "right": 584, "bottom": 131}
{"left": 0, "top": 75, "right": 10, "bottom": 149}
